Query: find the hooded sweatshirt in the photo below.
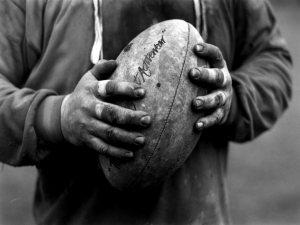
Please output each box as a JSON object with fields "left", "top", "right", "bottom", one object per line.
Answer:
{"left": 0, "top": 0, "right": 292, "bottom": 224}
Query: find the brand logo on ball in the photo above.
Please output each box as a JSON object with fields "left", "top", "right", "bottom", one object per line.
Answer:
{"left": 134, "top": 35, "right": 166, "bottom": 85}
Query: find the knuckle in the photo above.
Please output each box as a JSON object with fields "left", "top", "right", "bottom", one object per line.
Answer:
{"left": 221, "top": 92, "right": 227, "bottom": 104}
{"left": 216, "top": 109, "right": 224, "bottom": 122}
{"left": 105, "top": 126, "right": 115, "bottom": 140}
{"left": 216, "top": 92, "right": 225, "bottom": 106}
{"left": 82, "top": 99, "right": 94, "bottom": 113}
{"left": 215, "top": 116, "right": 221, "bottom": 123}
{"left": 104, "top": 105, "right": 120, "bottom": 124}
{"left": 81, "top": 101, "right": 90, "bottom": 113}
{"left": 110, "top": 111, "right": 120, "bottom": 125}
{"left": 210, "top": 46, "right": 224, "bottom": 68}
{"left": 78, "top": 121, "right": 86, "bottom": 131}
{"left": 216, "top": 69, "right": 225, "bottom": 86}
{"left": 77, "top": 117, "right": 88, "bottom": 132}
{"left": 79, "top": 133, "right": 88, "bottom": 145}
{"left": 106, "top": 81, "right": 118, "bottom": 96}
{"left": 85, "top": 82, "right": 96, "bottom": 95}
{"left": 89, "top": 137, "right": 109, "bottom": 154}
{"left": 95, "top": 81, "right": 101, "bottom": 95}
{"left": 95, "top": 102, "right": 104, "bottom": 117}
{"left": 214, "top": 94, "right": 222, "bottom": 106}
{"left": 99, "top": 144, "right": 109, "bottom": 155}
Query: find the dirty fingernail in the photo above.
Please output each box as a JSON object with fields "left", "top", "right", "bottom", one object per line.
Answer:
{"left": 195, "top": 44, "right": 204, "bottom": 52}
{"left": 125, "top": 152, "right": 134, "bottom": 157}
{"left": 135, "top": 88, "right": 146, "bottom": 97}
{"left": 195, "top": 99, "right": 204, "bottom": 108}
{"left": 196, "top": 122, "right": 204, "bottom": 130}
{"left": 135, "top": 136, "right": 145, "bottom": 145}
{"left": 190, "top": 68, "right": 200, "bottom": 78}
{"left": 141, "top": 116, "right": 151, "bottom": 126}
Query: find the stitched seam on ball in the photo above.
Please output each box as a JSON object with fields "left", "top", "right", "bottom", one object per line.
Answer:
{"left": 131, "top": 23, "right": 191, "bottom": 187}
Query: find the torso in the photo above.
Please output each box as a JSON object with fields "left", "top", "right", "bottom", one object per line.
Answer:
{"left": 28, "top": 0, "right": 232, "bottom": 224}
{"left": 103, "top": 0, "right": 196, "bottom": 59}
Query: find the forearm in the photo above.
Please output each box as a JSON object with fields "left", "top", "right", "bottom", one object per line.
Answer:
{"left": 224, "top": 42, "right": 292, "bottom": 142}
{"left": 219, "top": 0, "right": 293, "bottom": 143}
{"left": 0, "top": 78, "right": 61, "bottom": 166}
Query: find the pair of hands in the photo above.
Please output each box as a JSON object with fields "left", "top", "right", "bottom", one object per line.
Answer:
{"left": 61, "top": 43, "right": 233, "bottom": 158}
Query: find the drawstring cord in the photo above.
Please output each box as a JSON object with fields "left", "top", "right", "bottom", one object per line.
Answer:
{"left": 193, "top": 0, "right": 201, "bottom": 32}
{"left": 91, "top": 0, "right": 103, "bottom": 64}
{"left": 200, "top": 0, "right": 208, "bottom": 41}
{"left": 194, "top": 0, "right": 207, "bottom": 41}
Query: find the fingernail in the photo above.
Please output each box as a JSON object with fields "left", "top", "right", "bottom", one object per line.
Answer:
{"left": 190, "top": 68, "right": 200, "bottom": 78}
{"left": 125, "top": 152, "right": 134, "bottom": 157}
{"left": 195, "top": 44, "right": 204, "bottom": 52}
{"left": 135, "top": 88, "right": 146, "bottom": 97}
{"left": 140, "top": 115, "right": 151, "bottom": 126}
{"left": 195, "top": 99, "right": 204, "bottom": 108}
{"left": 107, "top": 60, "right": 117, "bottom": 67}
{"left": 196, "top": 122, "right": 204, "bottom": 130}
{"left": 135, "top": 136, "right": 145, "bottom": 145}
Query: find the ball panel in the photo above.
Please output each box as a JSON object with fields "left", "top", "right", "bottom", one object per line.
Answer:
{"left": 99, "top": 20, "right": 206, "bottom": 190}
{"left": 136, "top": 23, "right": 207, "bottom": 187}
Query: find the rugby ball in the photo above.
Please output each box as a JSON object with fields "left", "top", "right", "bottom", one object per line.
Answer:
{"left": 99, "top": 19, "right": 207, "bottom": 190}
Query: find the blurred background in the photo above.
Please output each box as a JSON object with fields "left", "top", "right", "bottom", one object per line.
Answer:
{"left": 228, "top": 0, "right": 300, "bottom": 224}
{"left": 0, "top": 0, "right": 300, "bottom": 224}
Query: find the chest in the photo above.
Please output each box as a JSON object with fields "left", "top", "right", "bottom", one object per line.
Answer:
{"left": 102, "top": 0, "right": 196, "bottom": 59}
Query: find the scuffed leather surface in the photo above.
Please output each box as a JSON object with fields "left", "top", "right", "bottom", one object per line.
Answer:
{"left": 100, "top": 20, "right": 207, "bottom": 190}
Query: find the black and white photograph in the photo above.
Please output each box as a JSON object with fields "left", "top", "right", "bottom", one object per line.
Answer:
{"left": 0, "top": 0, "right": 299, "bottom": 224}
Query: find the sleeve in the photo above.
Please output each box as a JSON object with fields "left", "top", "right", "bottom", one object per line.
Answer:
{"left": 0, "top": 0, "right": 64, "bottom": 166}
{"left": 222, "top": 0, "right": 293, "bottom": 142}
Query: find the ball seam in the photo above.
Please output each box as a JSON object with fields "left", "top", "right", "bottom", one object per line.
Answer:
{"left": 130, "top": 22, "right": 192, "bottom": 188}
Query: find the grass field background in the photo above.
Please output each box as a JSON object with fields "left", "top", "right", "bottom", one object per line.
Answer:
{"left": 0, "top": 1, "right": 300, "bottom": 224}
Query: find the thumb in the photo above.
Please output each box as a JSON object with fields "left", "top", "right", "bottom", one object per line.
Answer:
{"left": 90, "top": 60, "right": 117, "bottom": 80}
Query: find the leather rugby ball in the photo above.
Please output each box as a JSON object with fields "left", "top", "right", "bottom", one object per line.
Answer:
{"left": 99, "top": 19, "right": 207, "bottom": 190}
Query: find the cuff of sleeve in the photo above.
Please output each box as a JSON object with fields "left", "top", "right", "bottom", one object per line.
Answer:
{"left": 35, "top": 95, "right": 65, "bottom": 144}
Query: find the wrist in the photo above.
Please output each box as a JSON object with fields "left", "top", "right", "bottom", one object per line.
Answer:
{"left": 35, "top": 95, "right": 66, "bottom": 144}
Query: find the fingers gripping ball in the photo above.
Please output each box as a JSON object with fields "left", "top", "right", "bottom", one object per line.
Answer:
{"left": 99, "top": 20, "right": 207, "bottom": 190}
